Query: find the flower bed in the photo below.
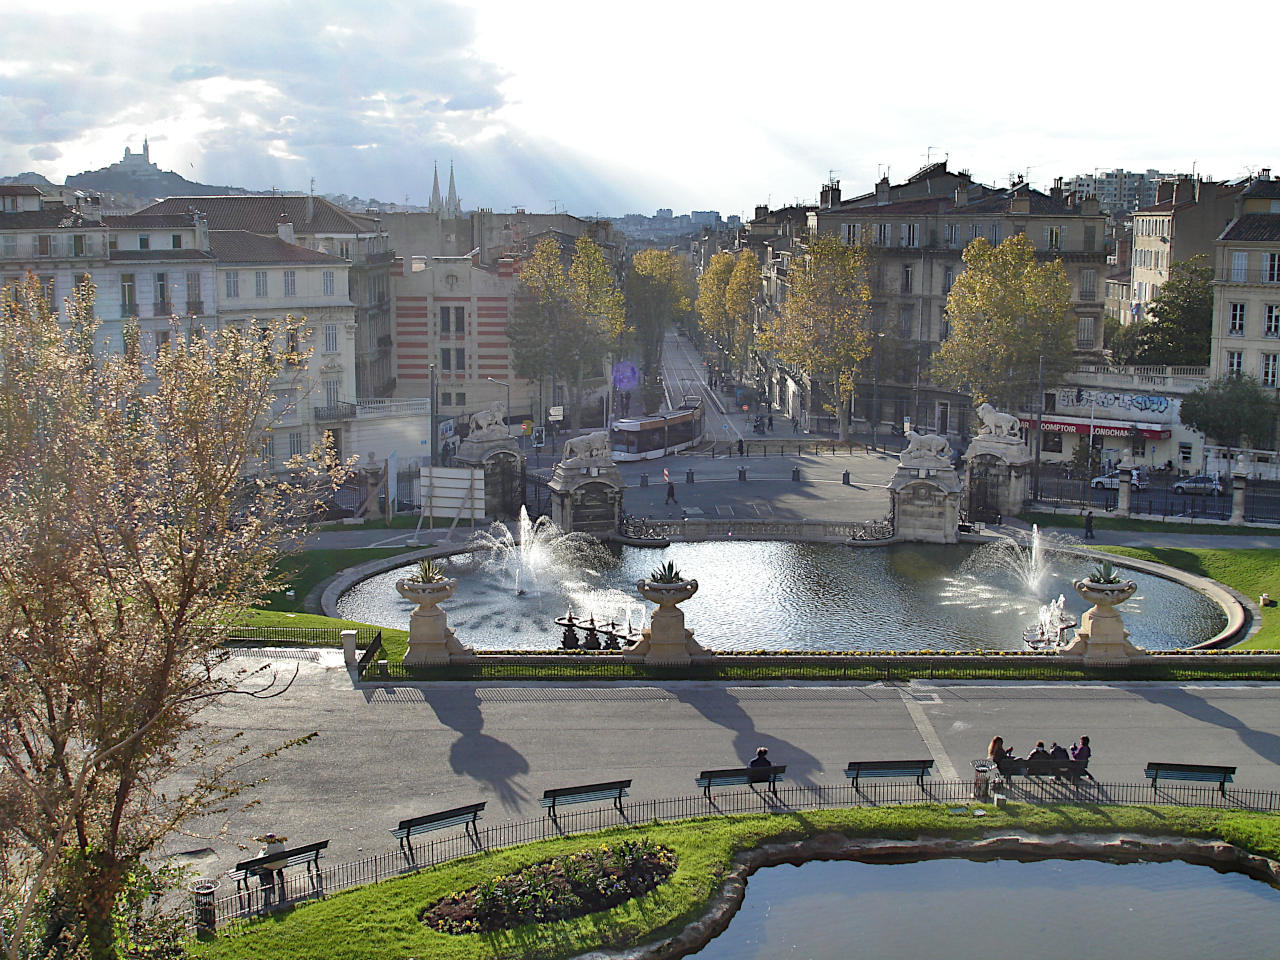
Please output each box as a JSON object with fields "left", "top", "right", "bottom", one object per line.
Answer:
{"left": 422, "top": 838, "right": 677, "bottom": 935}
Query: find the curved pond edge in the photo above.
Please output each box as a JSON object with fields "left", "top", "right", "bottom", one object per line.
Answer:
{"left": 581, "top": 832, "right": 1280, "bottom": 960}
{"left": 319, "top": 536, "right": 1251, "bottom": 651}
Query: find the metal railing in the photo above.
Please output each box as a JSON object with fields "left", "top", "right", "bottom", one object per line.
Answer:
{"left": 313, "top": 401, "right": 356, "bottom": 422}
{"left": 186, "top": 300, "right": 204, "bottom": 315}
{"left": 1216, "top": 268, "right": 1280, "bottom": 285}
{"left": 226, "top": 624, "right": 380, "bottom": 648}
{"left": 197, "top": 776, "right": 1280, "bottom": 933}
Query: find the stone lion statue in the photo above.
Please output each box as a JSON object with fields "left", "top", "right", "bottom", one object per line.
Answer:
{"left": 976, "top": 402, "right": 1021, "bottom": 440}
{"left": 467, "top": 401, "right": 508, "bottom": 440}
{"left": 562, "top": 430, "right": 611, "bottom": 463}
{"left": 901, "top": 429, "right": 951, "bottom": 465}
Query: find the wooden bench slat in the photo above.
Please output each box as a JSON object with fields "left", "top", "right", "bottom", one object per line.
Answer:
{"left": 844, "top": 760, "right": 933, "bottom": 786}
{"left": 539, "top": 779, "right": 631, "bottom": 816}
{"left": 695, "top": 765, "right": 786, "bottom": 798}
{"left": 1145, "top": 762, "right": 1235, "bottom": 795}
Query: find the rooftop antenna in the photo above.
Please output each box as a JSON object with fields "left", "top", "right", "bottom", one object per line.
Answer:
{"left": 310, "top": 177, "right": 316, "bottom": 196}
{"left": 925, "top": 146, "right": 936, "bottom": 163}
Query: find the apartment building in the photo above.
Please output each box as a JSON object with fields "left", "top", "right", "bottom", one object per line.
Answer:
{"left": 140, "top": 195, "right": 395, "bottom": 398}
{"left": 1129, "top": 178, "right": 1243, "bottom": 321}
{"left": 798, "top": 164, "right": 1107, "bottom": 438}
{"left": 1209, "top": 173, "right": 1280, "bottom": 392}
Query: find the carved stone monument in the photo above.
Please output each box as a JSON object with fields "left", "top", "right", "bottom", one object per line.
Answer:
{"left": 962, "top": 403, "right": 1033, "bottom": 521}
{"left": 547, "top": 430, "right": 625, "bottom": 538}
{"left": 889, "top": 430, "right": 961, "bottom": 543}
{"left": 395, "top": 577, "right": 475, "bottom": 665}
{"left": 625, "top": 576, "right": 710, "bottom": 665}
{"left": 1058, "top": 567, "right": 1144, "bottom": 662}
{"left": 452, "top": 401, "right": 521, "bottom": 518}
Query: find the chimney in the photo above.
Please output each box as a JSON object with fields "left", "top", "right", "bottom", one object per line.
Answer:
{"left": 306, "top": 194, "right": 314, "bottom": 224}
{"left": 1262, "top": 168, "right": 1273, "bottom": 181}
{"left": 1080, "top": 197, "right": 1100, "bottom": 217}
{"left": 1009, "top": 192, "right": 1031, "bottom": 215}
{"left": 754, "top": 204, "right": 769, "bottom": 221}
{"left": 1157, "top": 180, "right": 1175, "bottom": 204}
{"left": 497, "top": 257, "right": 515, "bottom": 279}
{"left": 277, "top": 214, "right": 295, "bottom": 245}
{"left": 1050, "top": 177, "right": 1064, "bottom": 202}
{"left": 875, "top": 176, "right": 891, "bottom": 204}
{"left": 1196, "top": 180, "right": 1219, "bottom": 204}
{"left": 820, "top": 179, "right": 841, "bottom": 209}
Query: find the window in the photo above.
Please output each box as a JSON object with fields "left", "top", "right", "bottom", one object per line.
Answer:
{"left": 454, "top": 391, "right": 465, "bottom": 406}
{"left": 944, "top": 223, "right": 958, "bottom": 247}
{"left": 322, "top": 270, "right": 335, "bottom": 296}
{"left": 1264, "top": 354, "right": 1278, "bottom": 388}
{"left": 225, "top": 271, "right": 239, "bottom": 299}
{"left": 156, "top": 329, "right": 171, "bottom": 356}
{"left": 138, "top": 235, "right": 150, "bottom": 250}
{"left": 898, "top": 304, "right": 914, "bottom": 337}
{"left": 323, "top": 323, "right": 338, "bottom": 353}
{"left": 842, "top": 223, "right": 855, "bottom": 244}
{"left": 873, "top": 223, "right": 890, "bottom": 246}
{"left": 1, "top": 235, "right": 14, "bottom": 257}
{"left": 901, "top": 264, "right": 913, "bottom": 294}
{"left": 1229, "top": 302, "right": 1246, "bottom": 335}
{"left": 37, "top": 235, "right": 51, "bottom": 256}
{"left": 440, "top": 348, "right": 451, "bottom": 370}
{"left": 1131, "top": 437, "right": 1147, "bottom": 459}
{"left": 988, "top": 224, "right": 1001, "bottom": 246}
{"left": 1044, "top": 225, "right": 1062, "bottom": 250}
{"left": 902, "top": 223, "right": 918, "bottom": 247}
{"left": 286, "top": 327, "right": 299, "bottom": 360}
{"left": 970, "top": 223, "right": 982, "bottom": 241}
{"left": 454, "top": 347, "right": 465, "bottom": 371}
{"left": 453, "top": 306, "right": 465, "bottom": 330}
{"left": 339, "top": 241, "right": 352, "bottom": 260}
{"left": 108, "top": 233, "right": 118, "bottom": 251}
{"left": 1232, "top": 251, "right": 1248, "bottom": 282}
{"left": 1080, "top": 269, "right": 1097, "bottom": 300}
{"left": 439, "top": 306, "right": 450, "bottom": 332}
{"left": 172, "top": 234, "right": 182, "bottom": 249}
{"left": 288, "top": 431, "right": 304, "bottom": 457}
{"left": 153, "top": 272, "right": 168, "bottom": 310}
{"left": 1269, "top": 254, "right": 1280, "bottom": 284}
{"left": 1227, "top": 351, "right": 1243, "bottom": 375}
{"left": 283, "top": 270, "right": 296, "bottom": 297}
{"left": 1179, "top": 442, "right": 1193, "bottom": 464}
{"left": 440, "top": 392, "right": 452, "bottom": 406}
{"left": 254, "top": 270, "right": 268, "bottom": 298}
{"left": 323, "top": 379, "right": 340, "bottom": 407}
{"left": 940, "top": 313, "right": 951, "bottom": 340}
{"left": 1084, "top": 224, "right": 1097, "bottom": 250}
{"left": 1042, "top": 433, "right": 1062, "bottom": 453}
{"left": 1076, "top": 316, "right": 1096, "bottom": 350}
{"left": 263, "top": 433, "right": 275, "bottom": 462}
{"left": 942, "top": 266, "right": 954, "bottom": 295}
{"left": 72, "top": 234, "right": 85, "bottom": 257}
{"left": 1268, "top": 305, "right": 1280, "bottom": 338}
{"left": 120, "top": 273, "right": 136, "bottom": 308}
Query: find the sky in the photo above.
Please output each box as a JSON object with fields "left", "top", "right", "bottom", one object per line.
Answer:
{"left": 3, "top": 0, "right": 1277, "bottom": 220}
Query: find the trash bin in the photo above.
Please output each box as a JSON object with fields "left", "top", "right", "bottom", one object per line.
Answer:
{"left": 738, "top": 466, "right": 748, "bottom": 482}
{"left": 686, "top": 469, "right": 695, "bottom": 484}
{"left": 640, "top": 473, "right": 648, "bottom": 487}
{"left": 189, "top": 878, "right": 221, "bottom": 935}
{"left": 791, "top": 466, "right": 801, "bottom": 482}
{"left": 972, "top": 760, "right": 993, "bottom": 802}
{"left": 843, "top": 470, "right": 851, "bottom": 485}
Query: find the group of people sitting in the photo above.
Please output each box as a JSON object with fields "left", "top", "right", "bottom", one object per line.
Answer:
{"left": 988, "top": 735, "right": 1091, "bottom": 773}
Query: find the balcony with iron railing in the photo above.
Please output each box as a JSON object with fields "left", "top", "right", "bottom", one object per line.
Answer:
{"left": 186, "top": 300, "right": 204, "bottom": 315}
{"left": 121, "top": 303, "right": 139, "bottom": 318}
{"left": 1215, "top": 268, "right": 1280, "bottom": 285}
{"left": 313, "top": 401, "right": 356, "bottom": 422}
{"left": 152, "top": 301, "right": 172, "bottom": 318}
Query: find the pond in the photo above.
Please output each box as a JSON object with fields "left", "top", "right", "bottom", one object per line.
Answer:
{"left": 335, "top": 540, "right": 1227, "bottom": 652}
{"left": 689, "top": 857, "right": 1280, "bottom": 959}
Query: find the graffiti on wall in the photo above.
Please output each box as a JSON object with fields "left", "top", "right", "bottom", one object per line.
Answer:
{"left": 1056, "top": 389, "right": 1173, "bottom": 415}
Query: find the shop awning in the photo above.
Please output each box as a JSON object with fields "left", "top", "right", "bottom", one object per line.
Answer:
{"left": 1018, "top": 415, "right": 1171, "bottom": 440}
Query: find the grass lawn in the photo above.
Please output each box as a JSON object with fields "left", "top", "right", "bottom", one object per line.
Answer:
{"left": 1102, "top": 546, "right": 1280, "bottom": 649}
{"left": 190, "top": 803, "right": 1280, "bottom": 960}
{"left": 1021, "top": 510, "right": 1280, "bottom": 537}
{"left": 261, "top": 548, "right": 422, "bottom": 612}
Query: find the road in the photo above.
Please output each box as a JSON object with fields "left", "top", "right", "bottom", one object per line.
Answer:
{"left": 169, "top": 656, "right": 1280, "bottom": 879}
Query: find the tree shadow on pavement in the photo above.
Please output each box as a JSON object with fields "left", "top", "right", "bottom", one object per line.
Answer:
{"left": 419, "top": 687, "right": 530, "bottom": 808}
{"left": 667, "top": 685, "right": 824, "bottom": 786}
{"left": 1131, "top": 686, "right": 1280, "bottom": 767}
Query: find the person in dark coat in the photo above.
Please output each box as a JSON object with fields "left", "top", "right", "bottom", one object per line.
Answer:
{"left": 1083, "top": 511, "right": 1095, "bottom": 540}
{"left": 1027, "top": 741, "right": 1050, "bottom": 761}
{"left": 665, "top": 481, "right": 677, "bottom": 505}
{"left": 737, "top": 437, "right": 745, "bottom": 457}
{"left": 1048, "top": 742, "right": 1069, "bottom": 760}
{"left": 749, "top": 746, "right": 772, "bottom": 768}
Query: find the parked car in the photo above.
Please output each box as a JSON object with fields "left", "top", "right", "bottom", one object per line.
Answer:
{"left": 1173, "top": 475, "right": 1224, "bottom": 496}
{"left": 1090, "top": 470, "right": 1148, "bottom": 491}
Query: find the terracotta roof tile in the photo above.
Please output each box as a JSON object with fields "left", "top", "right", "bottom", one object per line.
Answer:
{"left": 139, "top": 195, "right": 374, "bottom": 235}
{"left": 1219, "top": 214, "right": 1280, "bottom": 243}
{"left": 207, "top": 230, "right": 347, "bottom": 265}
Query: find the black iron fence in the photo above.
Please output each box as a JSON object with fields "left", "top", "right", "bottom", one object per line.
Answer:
{"left": 227, "top": 625, "right": 381, "bottom": 649}
{"left": 198, "top": 775, "right": 1280, "bottom": 934}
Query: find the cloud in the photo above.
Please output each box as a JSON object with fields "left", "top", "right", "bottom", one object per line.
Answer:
{"left": 28, "top": 145, "right": 61, "bottom": 161}
{"left": 170, "top": 64, "right": 223, "bottom": 82}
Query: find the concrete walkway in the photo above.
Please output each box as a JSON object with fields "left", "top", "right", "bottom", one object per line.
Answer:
{"left": 1004, "top": 516, "right": 1280, "bottom": 551}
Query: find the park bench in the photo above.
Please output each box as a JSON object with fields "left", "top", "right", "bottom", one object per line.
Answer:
{"left": 1145, "top": 762, "right": 1235, "bottom": 796}
{"left": 845, "top": 759, "right": 934, "bottom": 789}
{"left": 539, "top": 779, "right": 631, "bottom": 817}
{"left": 695, "top": 765, "right": 787, "bottom": 800}
{"left": 228, "top": 839, "right": 329, "bottom": 899}
{"left": 996, "top": 757, "right": 1090, "bottom": 783}
{"left": 390, "top": 801, "right": 486, "bottom": 862}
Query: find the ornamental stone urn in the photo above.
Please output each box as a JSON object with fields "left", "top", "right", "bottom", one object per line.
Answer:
{"left": 396, "top": 577, "right": 475, "bottom": 666}
{"left": 1058, "top": 567, "right": 1144, "bottom": 662}
{"left": 626, "top": 577, "right": 710, "bottom": 665}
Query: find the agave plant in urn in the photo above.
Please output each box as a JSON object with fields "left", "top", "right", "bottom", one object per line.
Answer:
{"left": 395, "top": 559, "right": 475, "bottom": 665}
{"left": 1059, "top": 559, "right": 1143, "bottom": 662}
{"left": 627, "top": 560, "right": 709, "bottom": 665}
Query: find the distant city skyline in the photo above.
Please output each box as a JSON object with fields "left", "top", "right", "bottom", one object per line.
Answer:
{"left": 3, "top": 0, "right": 1276, "bottom": 220}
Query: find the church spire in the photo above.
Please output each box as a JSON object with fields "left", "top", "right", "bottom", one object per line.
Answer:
{"left": 428, "top": 161, "right": 444, "bottom": 214}
{"left": 445, "top": 161, "right": 462, "bottom": 218}
{"left": 142, "top": 136, "right": 150, "bottom": 164}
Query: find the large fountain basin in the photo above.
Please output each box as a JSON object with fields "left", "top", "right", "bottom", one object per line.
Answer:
{"left": 334, "top": 540, "right": 1229, "bottom": 653}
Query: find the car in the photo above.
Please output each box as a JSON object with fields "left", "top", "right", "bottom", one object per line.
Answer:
{"left": 1173, "top": 475, "right": 1224, "bottom": 496}
{"left": 1090, "top": 470, "right": 1148, "bottom": 491}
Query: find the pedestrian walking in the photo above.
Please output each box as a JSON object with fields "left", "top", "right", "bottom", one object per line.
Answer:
{"left": 792, "top": 417, "right": 799, "bottom": 434}
{"left": 767, "top": 414, "right": 774, "bottom": 431}
{"left": 737, "top": 437, "right": 744, "bottom": 457}
{"left": 1083, "top": 510, "right": 1094, "bottom": 540}
{"left": 665, "top": 480, "right": 677, "bottom": 505}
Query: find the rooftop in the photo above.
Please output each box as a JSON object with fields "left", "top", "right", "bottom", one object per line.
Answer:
{"left": 141, "top": 195, "right": 382, "bottom": 236}
{"left": 208, "top": 230, "right": 348, "bottom": 265}
{"left": 1219, "top": 214, "right": 1280, "bottom": 243}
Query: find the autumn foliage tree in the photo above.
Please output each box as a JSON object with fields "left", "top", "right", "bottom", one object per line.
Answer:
{"left": 931, "top": 234, "right": 1075, "bottom": 411}
{"left": 625, "top": 249, "right": 692, "bottom": 377}
{"left": 758, "top": 235, "right": 873, "bottom": 442}
{"left": 0, "top": 275, "right": 330, "bottom": 959}
{"left": 695, "top": 252, "right": 736, "bottom": 377}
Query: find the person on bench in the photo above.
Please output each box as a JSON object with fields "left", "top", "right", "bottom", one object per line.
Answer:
{"left": 1027, "top": 741, "right": 1050, "bottom": 761}
{"left": 1071, "top": 736, "right": 1095, "bottom": 779}
{"left": 748, "top": 746, "right": 773, "bottom": 782}
{"left": 987, "top": 736, "right": 1015, "bottom": 763}
{"left": 1049, "top": 742, "right": 1069, "bottom": 761}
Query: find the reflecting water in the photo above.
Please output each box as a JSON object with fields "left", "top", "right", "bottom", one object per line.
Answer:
{"left": 335, "top": 540, "right": 1226, "bottom": 651}
{"left": 690, "top": 858, "right": 1280, "bottom": 959}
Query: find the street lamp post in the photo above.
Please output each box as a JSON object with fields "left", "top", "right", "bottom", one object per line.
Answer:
{"left": 869, "top": 330, "right": 886, "bottom": 451}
